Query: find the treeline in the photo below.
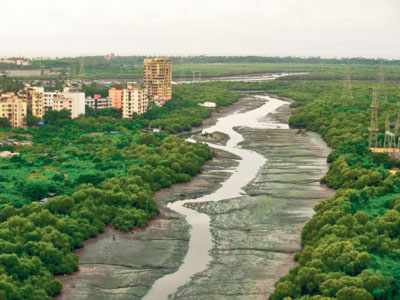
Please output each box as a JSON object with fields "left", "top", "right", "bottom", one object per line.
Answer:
{"left": 15, "top": 56, "right": 400, "bottom": 80}
{"left": 0, "top": 75, "right": 24, "bottom": 93}
{"left": 80, "top": 83, "right": 109, "bottom": 98}
{"left": 277, "top": 64, "right": 400, "bottom": 81}
{"left": 33, "top": 55, "right": 400, "bottom": 67}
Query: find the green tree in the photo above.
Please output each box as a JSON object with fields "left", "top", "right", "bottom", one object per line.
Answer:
{"left": 24, "top": 111, "right": 41, "bottom": 127}
{"left": 43, "top": 109, "right": 71, "bottom": 125}
{"left": 0, "top": 117, "right": 11, "bottom": 128}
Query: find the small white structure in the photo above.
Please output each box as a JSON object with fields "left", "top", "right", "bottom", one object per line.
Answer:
{"left": 0, "top": 151, "right": 19, "bottom": 158}
{"left": 199, "top": 102, "right": 216, "bottom": 108}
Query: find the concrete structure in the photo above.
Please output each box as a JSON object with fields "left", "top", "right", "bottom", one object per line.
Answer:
{"left": 108, "top": 86, "right": 123, "bottom": 109}
{"left": 104, "top": 53, "right": 115, "bottom": 61}
{"left": 22, "top": 86, "right": 44, "bottom": 118}
{"left": 0, "top": 151, "right": 19, "bottom": 158}
{"left": 0, "top": 93, "right": 27, "bottom": 128}
{"left": 144, "top": 57, "right": 172, "bottom": 100}
{"left": 85, "top": 95, "right": 113, "bottom": 109}
{"left": 40, "top": 88, "right": 85, "bottom": 118}
{"left": 0, "top": 59, "right": 29, "bottom": 66}
{"left": 122, "top": 85, "right": 148, "bottom": 118}
{"left": 1, "top": 70, "right": 42, "bottom": 77}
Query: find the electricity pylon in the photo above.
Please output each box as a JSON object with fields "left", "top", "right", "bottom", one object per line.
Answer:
{"left": 192, "top": 71, "right": 201, "bottom": 83}
{"left": 369, "top": 87, "right": 379, "bottom": 148}
{"left": 79, "top": 56, "right": 85, "bottom": 75}
{"left": 383, "top": 109, "right": 400, "bottom": 156}
{"left": 341, "top": 61, "right": 354, "bottom": 102}
{"left": 179, "top": 57, "right": 185, "bottom": 82}
{"left": 378, "top": 60, "right": 388, "bottom": 103}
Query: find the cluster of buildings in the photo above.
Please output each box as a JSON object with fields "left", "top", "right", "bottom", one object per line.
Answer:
{"left": 0, "top": 58, "right": 30, "bottom": 66}
{"left": 0, "top": 57, "right": 172, "bottom": 128}
{"left": 108, "top": 84, "right": 148, "bottom": 118}
{"left": 107, "top": 57, "right": 172, "bottom": 118}
{"left": 23, "top": 86, "right": 85, "bottom": 119}
{"left": 0, "top": 87, "right": 86, "bottom": 127}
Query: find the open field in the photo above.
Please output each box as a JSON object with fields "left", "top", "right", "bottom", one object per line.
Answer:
{"left": 2, "top": 56, "right": 400, "bottom": 80}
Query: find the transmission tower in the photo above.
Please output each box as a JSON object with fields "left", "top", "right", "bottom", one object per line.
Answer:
{"left": 319, "top": 59, "right": 324, "bottom": 72}
{"left": 383, "top": 109, "right": 400, "bottom": 157}
{"left": 192, "top": 71, "right": 201, "bottom": 83}
{"left": 179, "top": 57, "right": 185, "bottom": 82}
{"left": 79, "top": 56, "right": 85, "bottom": 75}
{"left": 369, "top": 87, "right": 379, "bottom": 148}
{"left": 341, "top": 61, "right": 354, "bottom": 102}
{"left": 378, "top": 60, "right": 388, "bottom": 103}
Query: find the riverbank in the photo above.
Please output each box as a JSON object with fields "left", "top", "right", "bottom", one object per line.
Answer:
{"left": 165, "top": 103, "right": 334, "bottom": 299}
{"left": 55, "top": 92, "right": 334, "bottom": 300}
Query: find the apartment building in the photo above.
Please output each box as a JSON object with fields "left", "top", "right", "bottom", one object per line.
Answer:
{"left": 0, "top": 93, "right": 27, "bottom": 128}
{"left": 85, "top": 95, "right": 112, "bottom": 109}
{"left": 22, "top": 86, "right": 44, "bottom": 118}
{"left": 144, "top": 57, "right": 172, "bottom": 99}
{"left": 41, "top": 88, "right": 85, "bottom": 118}
{"left": 122, "top": 85, "right": 148, "bottom": 118}
{"left": 108, "top": 86, "right": 123, "bottom": 109}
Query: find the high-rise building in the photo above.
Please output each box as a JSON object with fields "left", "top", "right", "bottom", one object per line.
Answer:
{"left": 144, "top": 57, "right": 172, "bottom": 100}
{"left": 0, "top": 93, "right": 27, "bottom": 128}
{"left": 108, "top": 86, "right": 123, "bottom": 109}
{"left": 122, "top": 85, "right": 148, "bottom": 118}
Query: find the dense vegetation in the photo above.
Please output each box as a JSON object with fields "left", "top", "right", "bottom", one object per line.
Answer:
{"left": 219, "top": 79, "right": 400, "bottom": 299}
{"left": 0, "top": 75, "right": 24, "bottom": 93}
{"left": 0, "top": 79, "right": 245, "bottom": 299}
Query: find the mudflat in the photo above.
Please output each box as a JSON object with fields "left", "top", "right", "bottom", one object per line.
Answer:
{"left": 55, "top": 95, "right": 334, "bottom": 300}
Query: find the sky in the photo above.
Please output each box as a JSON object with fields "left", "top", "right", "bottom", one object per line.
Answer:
{"left": 0, "top": 0, "right": 399, "bottom": 59}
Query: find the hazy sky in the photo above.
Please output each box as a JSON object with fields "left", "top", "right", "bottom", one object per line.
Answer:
{"left": 1, "top": 0, "right": 399, "bottom": 59}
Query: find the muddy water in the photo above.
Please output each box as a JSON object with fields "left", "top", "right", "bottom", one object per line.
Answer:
{"left": 143, "top": 96, "right": 288, "bottom": 299}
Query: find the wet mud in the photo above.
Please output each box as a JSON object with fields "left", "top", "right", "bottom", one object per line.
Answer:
{"left": 55, "top": 93, "right": 333, "bottom": 300}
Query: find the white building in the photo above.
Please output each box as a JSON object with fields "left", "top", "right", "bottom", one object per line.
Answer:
{"left": 85, "top": 95, "right": 113, "bottom": 109}
{"left": 41, "top": 88, "right": 85, "bottom": 118}
{"left": 122, "top": 85, "right": 148, "bottom": 118}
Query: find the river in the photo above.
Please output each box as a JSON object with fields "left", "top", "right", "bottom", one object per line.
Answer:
{"left": 143, "top": 95, "right": 288, "bottom": 299}
{"left": 55, "top": 76, "right": 333, "bottom": 300}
